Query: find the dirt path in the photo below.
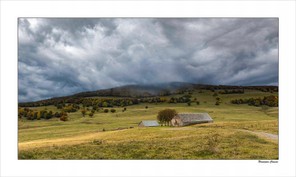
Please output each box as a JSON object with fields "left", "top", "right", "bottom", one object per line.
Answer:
{"left": 238, "top": 129, "right": 278, "bottom": 141}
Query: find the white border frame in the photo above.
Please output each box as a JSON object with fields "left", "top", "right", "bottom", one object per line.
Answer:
{"left": 1, "top": 1, "right": 295, "bottom": 177}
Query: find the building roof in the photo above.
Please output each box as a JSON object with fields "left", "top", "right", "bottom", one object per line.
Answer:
{"left": 139, "top": 120, "right": 160, "bottom": 127}
{"left": 176, "top": 113, "right": 213, "bottom": 123}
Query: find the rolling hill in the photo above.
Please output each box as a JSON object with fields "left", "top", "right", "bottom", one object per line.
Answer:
{"left": 19, "top": 82, "right": 278, "bottom": 106}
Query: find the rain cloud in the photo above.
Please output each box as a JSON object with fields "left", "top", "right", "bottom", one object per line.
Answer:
{"left": 18, "top": 18, "right": 278, "bottom": 102}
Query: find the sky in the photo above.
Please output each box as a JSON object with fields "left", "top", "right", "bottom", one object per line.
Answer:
{"left": 18, "top": 18, "right": 278, "bottom": 102}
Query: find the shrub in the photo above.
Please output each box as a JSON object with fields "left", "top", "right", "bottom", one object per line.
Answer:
{"left": 89, "top": 112, "right": 94, "bottom": 117}
{"left": 63, "top": 105, "right": 77, "bottom": 113}
{"left": 45, "top": 111, "right": 53, "bottom": 119}
{"left": 33, "top": 112, "right": 38, "bottom": 120}
{"left": 56, "top": 104, "right": 63, "bottom": 109}
{"left": 110, "top": 109, "right": 116, "bottom": 113}
{"left": 54, "top": 112, "right": 61, "bottom": 118}
{"left": 60, "top": 112, "right": 68, "bottom": 121}
{"left": 60, "top": 116, "right": 68, "bottom": 121}
{"left": 205, "top": 133, "right": 221, "bottom": 153}
{"left": 92, "top": 139, "right": 103, "bottom": 145}
{"left": 104, "top": 109, "right": 109, "bottom": 113}
{"left": 81, "top": 109, "right": 86, "bottom": 117}
{"left": 26, "top": 112, "right": 34, "bottom": 120}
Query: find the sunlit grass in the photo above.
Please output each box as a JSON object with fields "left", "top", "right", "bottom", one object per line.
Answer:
{"left": 18, "top": 90, "right": 278, "bottom": 159}
{"left": 19, "top": 127, "right": 278, "bottom": 160}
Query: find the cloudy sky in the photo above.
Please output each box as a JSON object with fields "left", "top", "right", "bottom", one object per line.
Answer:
{"left": 18, "top": 18, "right": 278, "bottom": 102}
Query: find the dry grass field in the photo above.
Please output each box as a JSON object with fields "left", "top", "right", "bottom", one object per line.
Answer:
{"left": 18, "top": 89, "right": 278, "bottom": 159}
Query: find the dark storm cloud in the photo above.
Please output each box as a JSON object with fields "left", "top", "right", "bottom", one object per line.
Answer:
{"left": 18, "top": 18, "right": 278, "bottom": 102}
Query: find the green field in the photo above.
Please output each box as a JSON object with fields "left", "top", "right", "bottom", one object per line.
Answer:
{"left": 18, "top": 89, "right": 278, "bottom": 159}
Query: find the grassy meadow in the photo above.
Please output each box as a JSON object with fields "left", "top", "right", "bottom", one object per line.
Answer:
{"left": 18, "top": 89, "right": 278, "bottom": 159}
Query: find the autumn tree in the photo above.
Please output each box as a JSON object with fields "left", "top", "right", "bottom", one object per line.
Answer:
{"left": 81, "top": 109, "right": 86, "bottom": 117}
{"left": 157, "top": 109, "right": 177, "bottom": 126}
{"left": 60, "top": 112, "right": 68, "bottom": 121}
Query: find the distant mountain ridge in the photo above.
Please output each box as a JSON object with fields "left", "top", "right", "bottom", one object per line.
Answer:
{"left": 72, "top": 82, "right": 197, "bottom": 98}
{"left": 19, "top": 82, "right": 278, "bottom": 104}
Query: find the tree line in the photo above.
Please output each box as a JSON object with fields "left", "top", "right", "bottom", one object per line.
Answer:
{"left": 169, "top": 94, "right": 192, "bottom": 104}
{"left": 19, "top": 96, "right": 169, "bottom": 108}
{"left": 18, "top": 108, "right": 68, "bottom": 121}
{"left": 218, "top": 89, "right": 245, "bottom": 94}
{"left": 231, "top": 95, "right": 278, "bottom": 107}
{"left": 18, "top": 105, "right": 122, "bottom": 121}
